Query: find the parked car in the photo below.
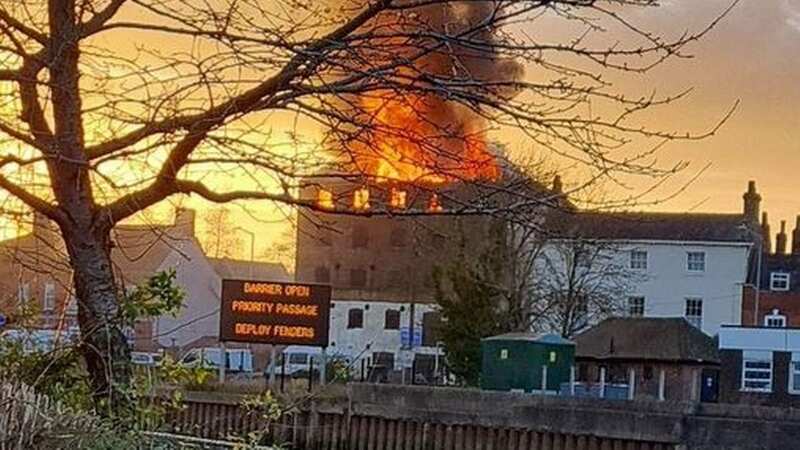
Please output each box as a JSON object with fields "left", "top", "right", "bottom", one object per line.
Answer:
{"left": 179, "top": 347, "right": 253, "bottom": 372}
{"left": 131, "top": 351, "right": 163, "bottom": 367}
{"left": 0, "top": 328, "right": 78, "bottom": 354}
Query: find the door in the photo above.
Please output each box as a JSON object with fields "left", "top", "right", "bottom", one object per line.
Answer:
{"left": 700, "top": 368, "right": 719, "bottom": 403}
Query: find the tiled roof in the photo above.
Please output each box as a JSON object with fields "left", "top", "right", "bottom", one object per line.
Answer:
{"left": 574, "top": 317, "right": 719, "bottom": 364}
{"left": 546, "top": 211, "right": 752, "bottom": 243}
{"left": 110, "top": 224, "right": 191, "bottom": 286}
{"left": 209, "top": 257, "right": 290, "bottom": 282}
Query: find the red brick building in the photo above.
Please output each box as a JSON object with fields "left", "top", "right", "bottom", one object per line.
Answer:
{"left": 741, "top": 216, "right": 800, "bottom": 327}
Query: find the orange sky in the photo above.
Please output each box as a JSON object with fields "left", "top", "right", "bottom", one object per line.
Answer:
{"left": 104, "top": 0, "right": 800, "bottom": 260}
{"left": 3, "top": 0, "right": 798, "bottom": 264}
{"left": 567, "top": 0, "right": 800, "bottom": 224}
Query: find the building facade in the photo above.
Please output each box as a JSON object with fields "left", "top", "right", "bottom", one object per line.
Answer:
{"left": 0, "top": 209, "right": 289, "bottom": 354}
{"left": 546, "top": 204, "right": 755, "bottom": 336}
{"left": 575, "top": 318, "right": 721, "bottom": 403}
{"left": 293, "top": 176, "right": 542, "bottom": 373}
{"left": 719, "top": 325, "right": 800, "bottom": 407}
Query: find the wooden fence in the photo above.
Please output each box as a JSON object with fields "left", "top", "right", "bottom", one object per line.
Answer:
{"left": 164, "top": 389, "right": 678, "bottom": 450}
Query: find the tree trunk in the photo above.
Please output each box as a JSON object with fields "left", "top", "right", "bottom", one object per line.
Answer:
{"left": 62, "top": 223, "right": 132, "bottom": 412}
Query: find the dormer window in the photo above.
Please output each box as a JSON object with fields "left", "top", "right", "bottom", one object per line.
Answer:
{"left": 770, "top": 272, "right": 790, "bottom": 291}
{"left": 764, "top": 309, "right": 787, "bottom": 328}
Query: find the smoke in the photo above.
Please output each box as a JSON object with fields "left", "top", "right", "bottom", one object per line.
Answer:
{"left": 340, "top": 1, "right": 525, "bottom": 181}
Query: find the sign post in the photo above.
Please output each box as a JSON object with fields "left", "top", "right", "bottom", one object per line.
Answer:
{"left": 219, "top": 279, "right": 331, "bottom": 353}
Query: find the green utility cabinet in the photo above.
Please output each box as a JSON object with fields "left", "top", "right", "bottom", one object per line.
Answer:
{"left": 480, "top": 333, "right": 574, "bottom": 392}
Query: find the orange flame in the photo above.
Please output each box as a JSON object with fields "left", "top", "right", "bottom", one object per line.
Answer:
{"left": 317, "top": 189, "right": 335, "bottom": 210}
{"left": 389, "top": 188, "right": 407, "bottom": 209}
{"left": 353, "top": 187, "right": 371, "bottom": 210}
{"left": 355, "top": 92, "right": 500, "bottom": 184}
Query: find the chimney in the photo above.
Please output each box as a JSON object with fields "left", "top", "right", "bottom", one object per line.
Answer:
{"left": 776, "top": 220, "right": 788, "bottom": 254}
{"left": 761, "top": 212, "right": 772, "bottom": 253}
{"left": 743, "top": 180, "right": 761, "bottom": 225}
{"left": 552, "top": 175, "right": 563, "bottom": 195}
{"left": 793, "top": 216, "right": 800, "bottom": 255}
{"left": 174, "top": 208, "right": 196, "bottom": 238}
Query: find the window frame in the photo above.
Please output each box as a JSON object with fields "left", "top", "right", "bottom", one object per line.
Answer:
{"left": 684, "top": 297, "right": 703, "bottom": 329}
{"left": 347, "top": 308, "right": 364, "bottom": 329}
{"left": 314, "top": 265, "right": 331, "bottom": 283}
{"left": 629, "top": 250, "right": 648, "bottom": 270}
{"left": 349, "top": 268, "right": 367, "bottom": 288}
{"left": 741, "top": 350, "right": 773, "bottom": 393}
{"left": 65, "top": 295, "right": 78, "bottom": 315}
{"left": 43, "top": 282, "right": 56, "bottom": 312}
{"left": 770, "top": 272, "right": 791, "bottom": 292}
{"left": 384, "top": 309, "right": 401, "bottom": 330}
{"left": 789, "top": 353, "right": 800, "bottom": 395}
{"left": 627, "top": 296, "right": 645, "bottom": 317}
{"left": 686, "top": 251, "right": 706, "bottom": 273}
{"left": 764, "top": 313, "right": 787, "bottom": 328}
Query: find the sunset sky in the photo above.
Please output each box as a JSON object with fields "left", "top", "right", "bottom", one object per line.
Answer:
{"left": 582, "top": 0, "right": 800, "bottom": 223}
{"left": 3, "top": 0, "right": 799, "bottom": 264}
{"left": 138, "top": 0, "right": 800, "bottom": 260}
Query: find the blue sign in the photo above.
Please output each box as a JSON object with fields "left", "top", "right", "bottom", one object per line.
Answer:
{"left": 400, "top": 328, "right": 422, "bottom": 347}
{"left": 0, "top": 314, "right": 6, "bottom": 328}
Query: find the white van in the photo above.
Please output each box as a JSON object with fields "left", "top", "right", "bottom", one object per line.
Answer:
{"left": 179, "top": 347, "right": 253, "bottom": 372}
{"left": 268, "top": 345, "right": 324, "bottom": 378}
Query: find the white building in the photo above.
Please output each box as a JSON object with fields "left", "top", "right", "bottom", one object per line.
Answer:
{"left": 325, "top": 294, "right": 442, "bottom": 377}
{"left": 542, "top": 182, "right": 762, "bottom": 336}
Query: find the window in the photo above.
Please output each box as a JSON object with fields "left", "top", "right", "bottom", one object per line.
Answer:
{"left": 790, "top": 353, "right": 800, "bottom": 394}
{"left": 317, "top": 189, "right": 334, "bottom": 209}
{"left": 422, "top": 312, "right": 441, "bottom": 347}
{"left": 66, "top": 295, "right": 78, "bottom": 315}
{"left": 43, "top": 283, "right": 55, "bottom": 312}
{"left": 685, "top": 298, "right": 703, "bottom": 329}
{"left": 627, "top": 296, "right": 645, "bottom": 317}
{"left": 373, "top": 351, "right": 395, "bottom": 369}
{"left": 353, "top": 187, "right": 370, "bottom": 210}
{"left": 687, "top": 252, "right": 706, "bottom": 272}
{"left": 17, "top": 282, "right": 29, "bottom": 304}
{"left": 314, "top": 266, "right": 331, "bottom": 283}
{"left": 288, "top": 353, "right": 309, "bottom": 365}
{"left": 347, "top": 308, "right": 364, "bottom": 329}
{"left": 350, "top": 269, "right": 367, "bottom": 288}
{"left": 384, "top": 309, "right": 401, "bottom": 330}
{"left": 742, "top": 350, "right": 773, "bottom": 392}
{"left": 390, "top": 227, "right": 407, "bottom": 247}
{"left": 770, "top": 272, "right": 791, "bottom": 291}
{"left": 630, "top": 250, "right": 648, "bottom": 270}
{"left": 764, "top": 309, "right": 787, "bottom": 328}
{"left": 352, "top": 225, "right": 368, "bottom": 249}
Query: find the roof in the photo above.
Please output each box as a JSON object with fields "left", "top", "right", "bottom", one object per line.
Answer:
{"left": 574, "top": 317, "right": 719, "bottom": 364}
{"left": 110, "top": 224, "right": 188, "bottom": 285}
{"left": 483, "top": 332, "right": 574, "bottom": 346}
{"left": 546, "top": 211, "right": 752, "bottom": 243}
{"left": 759, "top": 253, "right": 800, "bottom": 292}
{"left": 209, "top": 258, "right": 290, "bottom": 282}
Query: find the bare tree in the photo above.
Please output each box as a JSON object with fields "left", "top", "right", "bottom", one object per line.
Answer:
{"left": 530, "top": 238, "right": 640, "bottom": 338}
{"left": 0, "top": 0, "right": 734, "bottom": 408}
{"left": 202, "top": 207, "right": 242, "bottom": 258}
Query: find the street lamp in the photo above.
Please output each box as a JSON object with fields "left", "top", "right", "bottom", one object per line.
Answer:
{"left": 738, "top": 223, "right": 763, "bottom": 326}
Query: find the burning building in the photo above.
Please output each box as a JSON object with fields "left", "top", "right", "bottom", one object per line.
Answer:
{"left": 293, "top": 152, "right": 557, "bottom": 381}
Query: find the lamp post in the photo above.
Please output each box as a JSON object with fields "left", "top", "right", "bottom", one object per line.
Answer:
{"left": 739, "top": 223, "right": 762, "bottom": 326}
